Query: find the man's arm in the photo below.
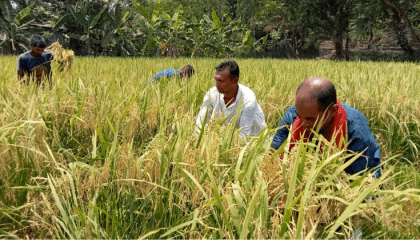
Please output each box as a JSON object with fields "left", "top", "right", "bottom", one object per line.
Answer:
{"left": 44, "top": 50, "right": 54, "bottom": 61}
{"left": 238, "top": 100, "right": 266, "bottom": 138}
{"left": 345, "top": 110, "right": 382, "bottom": 178}
{"left": 346, "top": 132, "right": 381, "bottom": 178}
{"left": 16, "top": 55, "right": 27, "bottom": 84}
{"left": 150, "top": 70, "right": 164, "bottom": 83}
{"left": 17, "top": 70, "right": 25, "bottom": 83}
{"left": 195, "top": 91, "right": 214, "bottom": 134}
{"left": 272, "top": 106, "right": 298, "bottom": 150}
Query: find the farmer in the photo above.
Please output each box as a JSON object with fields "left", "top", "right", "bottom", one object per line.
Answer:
{"left": 150, "top": 65, "right": 195, "bottom": 83}
{"left": 272, "top": 77, "right": 381, "bottom": 178}
{"left": 196, "top": 60, "right": 266, "bottom": 139}
{"left": 17, "top": 35, "right": 54, "bottom": 85}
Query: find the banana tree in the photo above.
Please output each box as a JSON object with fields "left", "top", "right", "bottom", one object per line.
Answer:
{"left": 100, "top": 3, "right": 135, "bottom": 56}
{"left": 158, "top": 5, "right": 186, "bottom": 57}
{"left": 192, "top": 10, "right": 252, "bottom": 57}
{"left": 53, "top": 1, "right": 107, "bottom": 55}
{"left": 132, "top": 0, "right": 163, "bottom": 56}
{"left": 0, "top": 0, "right": 45, "bottom": 54}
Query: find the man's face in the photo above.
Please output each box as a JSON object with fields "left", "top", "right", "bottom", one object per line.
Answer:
{"left": 30, "top": 45, "right": 45, "bottom": 58}
{"left": 295, "top": 96, "right": 336, "bottom": 139}
{"left": 180, "top": 68, "right": 193, "bottom": 78}
{"left": 215, "top": 68, "right": 237, "bottom": 94}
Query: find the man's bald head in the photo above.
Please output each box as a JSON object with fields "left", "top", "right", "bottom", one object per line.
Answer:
{"left": 296, "top": 77, "right": 336, "bottom": 111}
{"left": 295, "top": 77, "right": 338, "bottom": 138}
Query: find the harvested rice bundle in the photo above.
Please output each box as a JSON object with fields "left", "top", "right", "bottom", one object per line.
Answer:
{"left": 46, "top": 40, "right": 75, "bottom": 72}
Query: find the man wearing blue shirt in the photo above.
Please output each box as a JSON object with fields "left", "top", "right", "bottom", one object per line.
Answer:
{"left": 17, "top": 35, "right": 54, "bottom": 85}
{"left": 272, "top": 77, "right": 381, "bottom": 178}
{"left": 150, "top": 65, "right": 194, "bottom": 83}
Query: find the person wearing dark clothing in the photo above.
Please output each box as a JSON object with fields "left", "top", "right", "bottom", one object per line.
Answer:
{"left": 17, "top": 35, "right": 54, "bottom": 85}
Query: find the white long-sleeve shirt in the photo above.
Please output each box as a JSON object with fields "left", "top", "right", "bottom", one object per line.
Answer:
{"left": 196, "top": 84, "right": 266, "bottom": 138}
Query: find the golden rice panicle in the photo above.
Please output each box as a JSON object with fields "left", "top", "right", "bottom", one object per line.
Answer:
{"left": 46, "top": 40, "right": 75, "bottom": 72}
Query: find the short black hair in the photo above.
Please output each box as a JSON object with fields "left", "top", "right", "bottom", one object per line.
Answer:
{"left": 30, "top": 35, "right": 47, "bottom": 48}
{"left": 215, "top": 60, "right": 240, "bottom": 79}
{"left": 297, "top": 81, "right": 337, "bottom": 111}
{"left": 182, "top": 64, "right": 195, "bottom": 75}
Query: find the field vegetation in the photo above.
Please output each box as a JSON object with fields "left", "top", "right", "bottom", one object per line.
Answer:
{"left": 0, "top": 56, "right": 420, "bottom": 239}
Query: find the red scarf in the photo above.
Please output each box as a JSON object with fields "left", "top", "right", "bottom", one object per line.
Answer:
{"left": 289, "top": 101, "right": 347, "bottom": 151}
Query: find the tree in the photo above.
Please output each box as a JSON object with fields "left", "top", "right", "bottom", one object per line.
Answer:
{"left": 132, "top": 0, "right": 164, "bottom": 56}
{"left": 299, "top": 0, "right": 355, "bottom": 58}
{"left": 52, "top": 0, "right": 114, "bottom": 55}
{"left": 354, "top": 0, "right": 420, "bottom": 55}
{"left": 100, "top": 3, "right": 136, "bottom": 56}
{"left": 352, "top": 0, "right": 419, "bottom": 55}
{"left": 253, "top": 1, "right": 307, "bottom": 58}
{"left": 0, "top": 0, "right": 47, "bottom": 54}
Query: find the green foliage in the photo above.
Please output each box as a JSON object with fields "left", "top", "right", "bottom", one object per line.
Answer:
{"left": 298, "top": 0, "right": 355, "bottom": 57}
{"left": 351, "top": 0, "right": 420, "bottom": 55}
{"left": 2, "top": 0, "right": 420, "bottom": 57}
{"left": 0, "top": 0, "right": 46, "bottom": 54}
{"left": 130, "top": 0, "right": 254, "bottom": 57}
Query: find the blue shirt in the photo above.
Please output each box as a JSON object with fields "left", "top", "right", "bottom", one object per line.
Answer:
{"left": 17, "top": 50, "right": 53, "bottom": 72}
{"left": 150, "top": 69, "right": 181, "bottom": 83}
{"left": 17, "top": 50, "right": 53, "bottom": 84}
{"left": 272, "top": 103, "right": 381, "bottom": 178}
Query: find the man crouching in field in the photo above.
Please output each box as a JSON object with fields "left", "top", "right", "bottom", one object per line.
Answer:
{"left": 196, "top": 60, "right": 266, "bottom": 140}
{"left": 150, "top": 64, "right": 195, "bottom": 83}
{"left": 272, "top": 77, "right": 381, "bottom": 178}
{"left": 17, "top": 35, "right": 54, "bottom": 86}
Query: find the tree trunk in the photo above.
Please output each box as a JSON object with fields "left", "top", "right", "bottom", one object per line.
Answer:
{"left": 393, "top": 21, "right": 414, "bottom": 54}
{"left": 383, "top": 0, "right": 420, "bottom": 44}
{"left": 401, "top": 13, "right": 420, "bottom": 44}
{"left": 385, "top": 2, "right": 415, "bottom": 55}
{"left": 345, "top": 36, "right": 350, "bottom": 61}
{"left": 367, "top": 32, "right": 373, "bottom": 50}
{"left": 334, "top": 39, "right": 343, "bottom": 59}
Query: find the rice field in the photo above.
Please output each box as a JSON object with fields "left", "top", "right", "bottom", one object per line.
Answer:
{"left": 0, "top": 55, "right": 420, "bottom": 239}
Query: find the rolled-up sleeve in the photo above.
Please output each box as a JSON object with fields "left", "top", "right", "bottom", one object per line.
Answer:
{"left": 195, "top": 91, "right": 214, "bottom": 134}
{"left": 272, "top": 106, "right": 298, "bottom": 150}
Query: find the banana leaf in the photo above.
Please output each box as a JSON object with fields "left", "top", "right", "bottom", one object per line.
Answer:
{"left": 12, "top": 7, "right": 31, "bottom": 25}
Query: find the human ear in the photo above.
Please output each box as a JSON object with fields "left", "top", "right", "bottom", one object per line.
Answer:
{"left": 330, "top": 104, "right": 338, "bottom": 117}
{"left": 325, "top": 104, "right": 338, "bottom": 122}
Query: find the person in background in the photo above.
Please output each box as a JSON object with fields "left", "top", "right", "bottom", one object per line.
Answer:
{"left": 150, "top": 65, "right": 195, "bottom": 83}
{"left": 161, "top": 42, "right": 168, "bottom": 56}
{"left": 196, "top": 60, "right": 266, "bottom": 140}
{"left": 271, "top": 77, "right": 381, "bottom": 178}
{"left": 17, "top": 35, "right": 54, "bottom": 85}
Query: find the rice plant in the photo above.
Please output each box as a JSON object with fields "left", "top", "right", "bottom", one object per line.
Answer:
{"left": 0, "top": 56, "right": 419, "bottom": 239}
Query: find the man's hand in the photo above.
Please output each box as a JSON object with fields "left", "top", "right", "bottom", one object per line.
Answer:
{"left": 17, "top": 70, "right": 25, "bottom": 84}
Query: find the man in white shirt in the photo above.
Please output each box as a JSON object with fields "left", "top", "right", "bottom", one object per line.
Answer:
{"left": 196, "top": 60, "right": 266, "bottom": 139}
